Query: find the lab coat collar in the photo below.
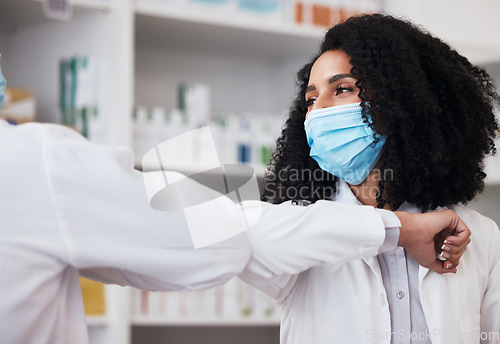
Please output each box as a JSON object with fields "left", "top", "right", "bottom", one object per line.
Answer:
{"left": 331, "top": 178, "right": 431, "bottom": 282}
{"left": 331, "top": 178, "right": 420, "bottom": 213}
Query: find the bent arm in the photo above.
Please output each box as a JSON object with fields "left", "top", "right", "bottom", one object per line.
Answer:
{"left": 239, "top": 200, "right": 400, "bottom": 302}
{"left": 43, "top": 124, "right": 250, "bottom": 291}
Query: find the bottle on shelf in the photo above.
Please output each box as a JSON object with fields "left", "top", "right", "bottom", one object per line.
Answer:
{"left": 238, "top": 117, "right": 252, "bottom": 164}
{"left": 59, "top": 55, "right": 103, "bottom": 142}
{"left": 131, "top": 277, "right": 280, "bottom": 324}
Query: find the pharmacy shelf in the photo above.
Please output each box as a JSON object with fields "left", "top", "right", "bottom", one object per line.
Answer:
{"left": 0, "top": 0, "right": 112, "bottom": 32}
{"left": 135, "top": 1, "right": 500, "bottom": 65}
{"left": 132, "top": 316, "right": 280, "bottom": 327}
{"left": 69, "top": 0, "right": 114, "bottom": 10}
{"left": 135, "top": 1, "right": 324, "bottom": 60}
{"left": 138, "top": 161, "right": 266, "bottom": 178}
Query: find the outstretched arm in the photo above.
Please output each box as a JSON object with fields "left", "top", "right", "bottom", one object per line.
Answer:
{"left": 43, "top": 124, "right": 250, "bottom": 291}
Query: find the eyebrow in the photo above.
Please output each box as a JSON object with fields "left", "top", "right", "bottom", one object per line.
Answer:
{"left": 305, "top": 73, "right": 355, "bottom": 93}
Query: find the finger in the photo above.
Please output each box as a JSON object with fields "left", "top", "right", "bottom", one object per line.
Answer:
{"left": 451, "top": 214, "right": 471, "bottom": 235}
{"left": 429, "top": 260, "right": 456, "bottom": 274}
{"left": 439, "top": 252, "right": 459, "bottom": 266}
{"left": 442, "top": 259, "right": 458, "bottom": 272}
{"left": 455, "top": 230, "right": 472, "bottom": 244}
{"left": 448, "top": 257, "right": 460, "bottom": 267}
{"left": 440, "top": 243, "right": 467, "bottom": 255}
{"left": 445, "top": 240, "right": 470, "bottom": 256}
{"left": 452, "top": 221, "right": 471, "bottom": 237}
{"left": 432, "top": 213, "right": 470, "bottom": 250}
{"left": 428, "top": 261, "right": 445, "bottom": 274}
{"left": 439, "top": 248, "right": 465, "bottom": 264}
{"left": 442, "top": 263, "right": 457, "bottom": 273}
{"left": 446, "top": 228, "right": 471, "bottom": 243}
{"left": 442, "top": 233, "right": 471, "bottom": 247}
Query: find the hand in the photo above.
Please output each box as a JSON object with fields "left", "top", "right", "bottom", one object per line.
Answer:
{"left": 394, "top": 210, "right": 471, "bottom": 274}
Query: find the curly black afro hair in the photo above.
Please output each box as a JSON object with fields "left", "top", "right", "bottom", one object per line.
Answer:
{"left": 263, "top": 13, "right": 500, "bottom": 211}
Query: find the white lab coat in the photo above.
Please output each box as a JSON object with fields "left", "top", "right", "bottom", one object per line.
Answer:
{"left": 0, "top": 120, "right": 402, "bottom": 344}
{"left": 0, "top": 120, "right": 252, "bottom": 344}
{"left": 240, "top": 184, "right": 500, "bottom": 344}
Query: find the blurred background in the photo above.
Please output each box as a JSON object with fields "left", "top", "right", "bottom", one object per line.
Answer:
{"left": 0, "top": 0, "right": 498, "bottom": 343}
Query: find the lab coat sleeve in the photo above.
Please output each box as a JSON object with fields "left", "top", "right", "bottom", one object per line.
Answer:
{"left": 238, "top": 200, "right": 400, "bottom": 302}
{"left": 42, "top": 124, "right": 250, "bottom": 291}
{"left": 479, "top": 219, "right": 500, "bottom": 338}
{"left": 377, "top": 209, "right": 401, "bottom": 253}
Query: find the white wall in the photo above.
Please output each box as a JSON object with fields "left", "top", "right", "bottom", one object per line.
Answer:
{"left": 134, "top": 46, "right": 310, "bottom": 117}
{"left": 384, "top": 0, "right": 500, "bottom": 65}
{"left": 468, "top": 184, "right": 500, "bottom": 228}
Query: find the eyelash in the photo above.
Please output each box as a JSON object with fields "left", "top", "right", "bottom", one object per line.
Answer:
{"left": 335, "top": 85, "right": 353, "bottom": 95}
{"left": 305, "top": 98, "right": 315, "bottom": 107}
{"left": 305, "top": 85, "right": 354, "bottom": 107}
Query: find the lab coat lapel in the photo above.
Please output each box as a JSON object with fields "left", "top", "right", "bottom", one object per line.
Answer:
{"left": 332, "top": 179, "right": 448, "bottom": 343}
{"left": 363, "top": 256, "right": 385, "bottom": 287}
{"left": 418, "top": 265, "right": 431, "bottom": 283}
{"left": 332, "top": 180, "right": 386, "bottom": 286}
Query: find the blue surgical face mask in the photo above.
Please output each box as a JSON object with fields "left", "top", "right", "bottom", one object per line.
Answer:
{"left": 0, "top": 65, "right": 6, "bottom": 109}
{"left": 304, "top": 102, "right": 386, "bottom": 185}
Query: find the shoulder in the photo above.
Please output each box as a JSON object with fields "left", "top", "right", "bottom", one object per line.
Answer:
{"left": 0, "top": 120, "right": 86, "bottom": 146}
{"left": 449, "top": 204, "right": 499, "bottom": 234}
{"left": 448, "top": 204, "right": 499, "bottom": 257}
{"left": 0, "top": 121, "right": 58, "bottom": 168}
{"left": 0, "top": 119, "right": 45, "bottom": 142}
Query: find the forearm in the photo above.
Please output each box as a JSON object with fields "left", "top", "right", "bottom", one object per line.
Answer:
{"left": 239, "top": 201, "right": 401, "bottom": 301}
{"left": 244, "top": 200, "right": 398, "bottom": 278}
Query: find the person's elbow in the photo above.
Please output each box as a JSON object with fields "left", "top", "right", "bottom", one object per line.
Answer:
{"left": 197, "top": 232, "right": 251, "bottom": 289}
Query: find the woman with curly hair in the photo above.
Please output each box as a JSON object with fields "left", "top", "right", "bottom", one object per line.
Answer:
{"left": 240, "top": 14, "right": 500, "bottom": 344}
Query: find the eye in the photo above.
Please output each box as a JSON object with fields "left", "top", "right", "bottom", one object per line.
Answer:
{"left": 305, "top": 98, "right": 316, "bottom": 107}
{"left": 335, "top": 85, "right": 354, "bottom": 96}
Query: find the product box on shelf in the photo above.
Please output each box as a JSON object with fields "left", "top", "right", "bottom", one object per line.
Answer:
{"left": 0, "top": 87, "right": 36, "bottom": 124}
{"left": 293, "top": 0, "right": 382, "bottom": 28}
{"left": 59, "top": 55, "right": 104, "bottom": 143}
{"left": 80, "top": 277, "right": 106, "bottom": 316}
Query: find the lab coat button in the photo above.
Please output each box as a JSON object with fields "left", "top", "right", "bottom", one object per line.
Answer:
{"left": 397, "top": 291, "right": 405, "bottom": 299}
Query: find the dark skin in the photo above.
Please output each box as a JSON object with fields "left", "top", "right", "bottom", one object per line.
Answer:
{"left": 305, "top": 50, "right": 471, "bottom": 274}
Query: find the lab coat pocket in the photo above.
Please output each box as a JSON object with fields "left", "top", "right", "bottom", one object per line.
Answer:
{"left": 459, "top": 315, "right": 481, "bottom": 344}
